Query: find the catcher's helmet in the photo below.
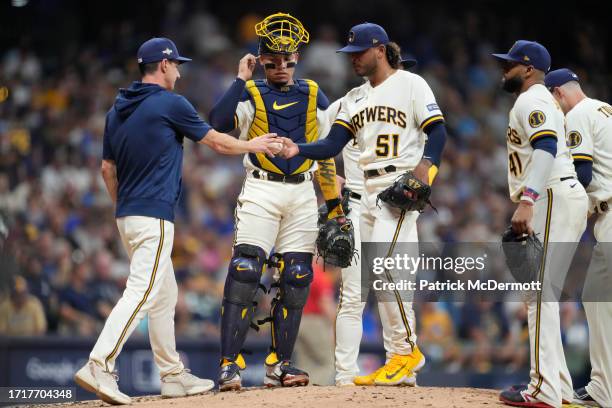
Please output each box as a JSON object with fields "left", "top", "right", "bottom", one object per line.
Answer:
{"left": 255, "top": 12, "right": 309, "bottom": 55}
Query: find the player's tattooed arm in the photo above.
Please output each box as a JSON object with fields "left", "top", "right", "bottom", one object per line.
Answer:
{"left": 315, "top": 158, "right": 344, "bottom": 219}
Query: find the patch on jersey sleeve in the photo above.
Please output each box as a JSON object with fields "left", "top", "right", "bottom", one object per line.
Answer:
{"left": 426, "top": 103, "right": 439, "bottom": 112}
{"left": 567, "top": 131, "right": 582, "bottom": 148}
{"left": 528, "top": 110, "right": 546, "bottom": 128}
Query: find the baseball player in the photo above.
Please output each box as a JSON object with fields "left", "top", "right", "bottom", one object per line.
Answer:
{"left": 492, "top": 42, "right": 588, "bottom": 408}
{"left": 545, "top": 68, "right": 612, "bottom": 408}
{"left": 74, "top": 38, "right": 281, "bottom": 405}
{"left": 208, "top": 13, "right": 344, "bottom": 391}
{"left": 331, "top": 56, "right": 418, "bottom": 386}
{"left": 282, "top": 22, "right": 448, "bottom": 386}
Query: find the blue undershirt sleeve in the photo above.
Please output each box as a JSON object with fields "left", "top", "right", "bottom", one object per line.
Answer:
{"left": 574, "top": 160, "right": 593, "bottom": 188}
{"left": 296, "top": 124, "right": 353, "bottom": 160}
{"left": 209, "top": 78, "right": 246, "bottom": 132}
{"left": 531, "top": 136, "right": 557, "bottom": 156}
{"left": 422, "top": 122, "right": 447, "bottom": 166}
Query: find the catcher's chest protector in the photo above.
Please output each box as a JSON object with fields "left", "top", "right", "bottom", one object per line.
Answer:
{"left": 245, "top": 79, "right": 319, "bottom": 175}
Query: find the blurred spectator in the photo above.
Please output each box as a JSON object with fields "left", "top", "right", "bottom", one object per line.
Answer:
{"left": 90, "top": 249, "right": 121, "bottom": 321}
{"left": 417, "top": 302, "right": 461, "bottom": 371}
{"left": 57, "top": 262, "right": 97, "bottom": 336}
{"left": 0, "top": 276, "right": 47, "bottom": 336}
{"left": 301, "top": 24, "right": 350, "bottom": 100}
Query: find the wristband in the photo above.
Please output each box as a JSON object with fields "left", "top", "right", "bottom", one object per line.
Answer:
{"left": 521, "top": 187, "right": 539, "bottom": 204}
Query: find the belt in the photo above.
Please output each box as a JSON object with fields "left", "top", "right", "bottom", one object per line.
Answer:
{"left": 251, "top": 169, "right": 313, "bottom": 184}
{"left": 364, "top": 165, "right": 398, "bottom": 178}
{"left": 342, "top": 187, "right": 361, "bottom": 201}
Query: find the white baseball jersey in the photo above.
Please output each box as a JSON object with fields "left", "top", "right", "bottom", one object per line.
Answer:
{"left": 506, "top": 84, "right": 576, "bottom": 202}
{"left": 565, "top": 97, "right": 612, "bottom": 207}
{"left": 326, "top": 98, "right": 363, "bottom": 195}
{"left": 334, "top": 70, "right": 444, "bottom": 172}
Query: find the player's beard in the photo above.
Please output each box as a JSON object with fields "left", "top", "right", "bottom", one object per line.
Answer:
{"left": 502, "top": 73, "right": 524, "bottom": 94}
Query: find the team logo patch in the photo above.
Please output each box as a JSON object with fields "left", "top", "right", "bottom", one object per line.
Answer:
{"left": 528, "top": 110, "right": 546, "bottom": 128}
{"left": 426, "top": 103, "right": 439, "bottom": 112}
{"left": 567, "top": 131, "right": 582, "bottom": 148}
{"left": 348, "top": 31, "right": 355, "bottom": 43}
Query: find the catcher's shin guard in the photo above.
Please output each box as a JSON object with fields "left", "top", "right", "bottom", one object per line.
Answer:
{"left": 271, "top": 252, "right": 313, "bottom": 361}
{"left": 221, "top": 244, "right": 266, "bottom": 361}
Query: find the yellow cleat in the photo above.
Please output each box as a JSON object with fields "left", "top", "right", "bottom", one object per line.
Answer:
{"left": 353, "top": 366, "right": 384, "bottom": 386}
{"left": 374, "top": 347, "right": 426, "bottom": 386}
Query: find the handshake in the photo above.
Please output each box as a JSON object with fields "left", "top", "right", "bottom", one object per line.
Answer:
{"left": 247, "top": 134, "right": 299, "bottom": 159}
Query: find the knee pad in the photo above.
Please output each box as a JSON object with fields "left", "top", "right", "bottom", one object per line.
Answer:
{"left": 224, "top": 244, "right": 266, "bottom": 305}
{"left": 279, "top": 252, "right": 313, "bottom": 309}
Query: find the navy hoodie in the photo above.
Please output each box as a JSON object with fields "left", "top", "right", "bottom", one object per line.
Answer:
{"left": 103, "top": 82, "right": 212, "bottom": 222}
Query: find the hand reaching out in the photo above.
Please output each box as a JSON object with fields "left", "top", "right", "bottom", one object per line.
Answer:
{"left": 279, "top": 137, "right": 299, "bottom": 159}
{"left": 246, "top": 133, "right": 280, "bottom": 156}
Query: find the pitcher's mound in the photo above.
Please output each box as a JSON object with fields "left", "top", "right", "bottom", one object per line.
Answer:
{"left": 35, "top": 386, "right": 507, "bottom": 408}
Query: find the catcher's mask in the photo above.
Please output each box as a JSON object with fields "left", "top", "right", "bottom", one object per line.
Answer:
{"left": 256, "top": 12, "right": 309, "bottom": 56}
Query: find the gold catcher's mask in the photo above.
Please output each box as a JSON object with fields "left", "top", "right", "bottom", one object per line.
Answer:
{"left": 256, "top": 12, "right": 309, "bottom": 55}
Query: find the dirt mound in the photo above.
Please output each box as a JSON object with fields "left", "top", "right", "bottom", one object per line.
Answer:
{"left": 31, "top": 386, "right": 505, "bottom": 408}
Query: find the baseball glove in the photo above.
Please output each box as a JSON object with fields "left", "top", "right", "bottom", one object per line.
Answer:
{"left": 316, "top": 216, "right": 355, "bottom": 268}
{"left": 501, "top": 226, "right": 543, "bottom": 283}
{"left": 377, "top": 171, "right": 434, "bottom": 213}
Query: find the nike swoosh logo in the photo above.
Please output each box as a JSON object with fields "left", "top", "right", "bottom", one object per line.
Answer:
{"left": 236, "top": 265, "right": 250, "bottom": 271}
{"left": 296, "top": 273, "right": 308, "bottom": 279}
{"left": 355, "top": 97, "right": 365, "bottom": 103}
{"left": 570, "top": 183, "right": 577, "bottom": 188}
{"left": 273, "top": 101, "right": 299, "bottom": 110}
{"left": 385, "top": 363, "right": 408, "bottom": 380}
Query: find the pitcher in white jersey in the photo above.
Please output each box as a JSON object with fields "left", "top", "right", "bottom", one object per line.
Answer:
{"left": 492, "top": 41, "right": 588, "bottom": 408}
{"left": 281, "top": 22, "right": 448, "bottom": 387}
{"left": 545, "top": 68, "right": 612, "bottom": 408}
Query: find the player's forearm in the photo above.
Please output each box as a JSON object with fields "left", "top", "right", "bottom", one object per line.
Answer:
{"left": 101, "top": 160, "right": 118, "bottom": 204}
{"left": 201, "top": 129, "right": 256, "bottom": 155}
{"left": 315, "top": 158, "right": 344, "bottom": 217}
{"left": 209, "top": 78, "right": 245, "bottom": 132}
{"left": 297, "top": 124, "right": 352, "bottom": 160}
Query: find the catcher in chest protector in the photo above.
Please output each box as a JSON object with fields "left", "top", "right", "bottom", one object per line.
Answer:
{"left": 281, "top": 21, "right": 448, "bottom": 386}
{"left": 208, "top": 12, "right": 350, "bottom": 391}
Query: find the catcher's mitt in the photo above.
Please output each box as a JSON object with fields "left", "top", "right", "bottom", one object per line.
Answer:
{"left": 377, "top": 171, "right": 434, "bottom": 213}
{"left": 316, "top": 217, "right": 355, "bottom": 268}
{"left": 501, "top": 226, "right": 543, "bottom": 284}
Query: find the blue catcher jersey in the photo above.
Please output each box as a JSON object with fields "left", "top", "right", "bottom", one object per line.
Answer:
{"left": 234, "top": 79, "right": 330, "bottom": 175}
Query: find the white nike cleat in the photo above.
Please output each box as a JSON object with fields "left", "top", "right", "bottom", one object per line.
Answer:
{"left": 161, "top": 369, "right": 215, "bottom": 398}
{"left": 74, "top": 361, "right": 132, "bottom": 405}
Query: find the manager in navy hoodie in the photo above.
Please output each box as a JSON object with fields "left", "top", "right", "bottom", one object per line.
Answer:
{"left": 74, "top": 38, "right": 281, "bottom": 404}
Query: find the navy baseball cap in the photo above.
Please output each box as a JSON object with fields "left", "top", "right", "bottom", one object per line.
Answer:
{"left": 337, "top": 23, "right": 389, "bottom": 53}
{"left": 545, "top": 68, "right": 580, "bottom": 90}
{"left": 492, "top": 40, "right": 551, "bottom": 73}
{"left": 137, "top": 37, "right": 192, "bottom": 65}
